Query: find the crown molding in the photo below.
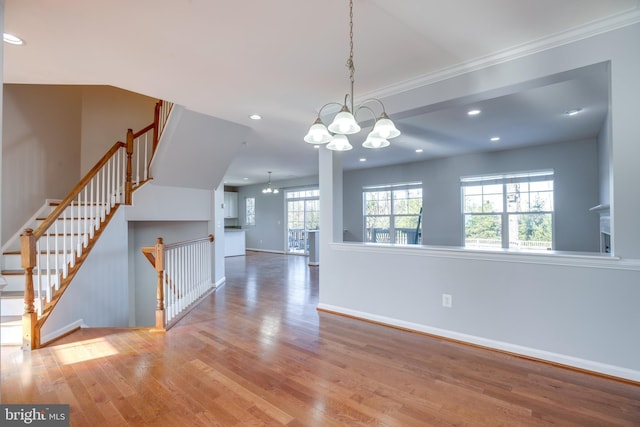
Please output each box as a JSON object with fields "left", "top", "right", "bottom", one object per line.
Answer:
{"left": 360, "top": 8, "right": 640, "bottom": 102}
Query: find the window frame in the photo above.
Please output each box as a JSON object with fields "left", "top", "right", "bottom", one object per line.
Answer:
{"left": 245, "top": 197, "right": 255, "bottom": 226}
{"left": 461, "top": 170, "right": 555, "bottom": 251}
{"left": 285, "top": 188, "right": 320, "bottom": 254}
{"left": 363, "top": 182, "right": 423, "bottom": 245}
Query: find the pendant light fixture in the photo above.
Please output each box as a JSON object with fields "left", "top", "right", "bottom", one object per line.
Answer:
{"left": 262, "top": 171, "right": 279, "bottom": 194}
{"left": 304, "top": 0, "right": 400, "bottom": 150}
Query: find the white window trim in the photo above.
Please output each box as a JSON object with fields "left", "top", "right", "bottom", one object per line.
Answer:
{"left": 461, "top": 170, "right": 555, "bottom": 250}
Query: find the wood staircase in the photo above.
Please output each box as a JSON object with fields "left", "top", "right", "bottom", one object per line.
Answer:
{"left": 0, "top": 100, "right": 173, "bottom": 349}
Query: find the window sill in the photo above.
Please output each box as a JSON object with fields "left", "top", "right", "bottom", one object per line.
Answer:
{"left": 329, "top": 242, "right": 640, "bottom": 271}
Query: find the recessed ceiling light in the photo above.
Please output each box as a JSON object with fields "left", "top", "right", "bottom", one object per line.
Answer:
{"left": 243, "top": 177, "right": 249, "bottom": 181}
{"left": 3, "top": 33, "right": 24, "bottom": 45}
{"left": 490, "top": 136, "right": 501, "bottom": 142}
{"left": 415, "top": 149, "right": 424, "bottom": 153}
{"left": 565, "top": 108, "right": 583, "bottom": 116}
{"left": 359, "top": 158, "right": 367, "bottom": 162}
{"left": 249, "top": 114, "right": 262, "bottom": 120}
{"left": 467, "top": 109, "right": 481, "bottom": 116}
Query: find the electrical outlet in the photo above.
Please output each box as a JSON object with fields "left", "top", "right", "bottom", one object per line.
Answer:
{"left": 442, "top": 294, "right": 452, "bottom": 308}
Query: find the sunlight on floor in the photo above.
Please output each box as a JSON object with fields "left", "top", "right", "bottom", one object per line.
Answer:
{"left": 53, "top": 337, "right": 119, "bottom": 365}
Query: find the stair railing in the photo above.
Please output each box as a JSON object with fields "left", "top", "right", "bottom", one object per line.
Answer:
{"left": 21, "top": 99, "right": 174, "bottom": 350}
{"left": 142, "top": 235, "right": 215, "bottom": 330}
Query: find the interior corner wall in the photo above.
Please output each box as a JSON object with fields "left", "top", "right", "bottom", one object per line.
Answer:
{"left": 1, "top": 84, "right": 82, "bottom": 245}
{"left": 80, "top": 86, "right": 156, "bottom": 174}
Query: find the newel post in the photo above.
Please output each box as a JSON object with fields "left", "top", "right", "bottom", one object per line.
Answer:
{"left": 125, "top": 128, "right": 134, "bottom": 205}
{"left": 155, "top": 237, "right": 166, "bottom": 330}
{"left": 21, "top": 229, "right": 37, "bottom": 350}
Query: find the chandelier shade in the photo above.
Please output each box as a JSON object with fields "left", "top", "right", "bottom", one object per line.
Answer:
{"left": 327, "top": 107, "right": 361, "bottom": 135}
{"left": 362, "top": 134, "right": 390, "bottom": 149}
{"left": 304, "top": 0, "right": 400, "bottom": 151}
{"left": 370, "top": 113, "right": 401, "bottom": 139}
{"left": 262, "top": 171, "right": 279, "bottom": 194}
{"left": 326, "top": 134, "right": 353, "bottom": 151}
{"left": 304, "top": 118, "right": 332, "bottom": 144}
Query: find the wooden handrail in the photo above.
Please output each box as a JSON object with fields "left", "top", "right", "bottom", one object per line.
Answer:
{"left": 133, "top": 123, "right": 155, "bottom": 139}
{"left": 164, "top": 234, "right": 214, "bottom": 250}
{"left": 32, "top": 141, "right": 125, "bottom": 240}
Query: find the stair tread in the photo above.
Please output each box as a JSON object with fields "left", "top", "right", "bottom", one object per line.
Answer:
{"left": 1, "top": 270, "right": 24, "bottom": 275}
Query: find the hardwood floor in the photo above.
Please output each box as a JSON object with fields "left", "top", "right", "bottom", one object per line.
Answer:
{"left": 2, "top": 251, "right": 639, "bottom": 426}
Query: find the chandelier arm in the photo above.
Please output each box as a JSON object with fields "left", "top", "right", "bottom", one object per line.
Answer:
{"left": 359, "top": 98, "right": 388, "bottom": 115}
{"left": 354, "top": 105, "right": 378, "bottom": 122}
{"left": 316, "top": 101, "right": 345, "bottom": 119}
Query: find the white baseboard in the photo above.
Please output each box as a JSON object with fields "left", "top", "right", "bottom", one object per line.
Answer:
{"left": 41, "top": 319, "right": 86, "bottom": 345}
{"left": 215, "top": 277, "right": 226, "bottom": 289}
{"left": 246, "top": 248, "right": 286, "bottom": 254}
{"left": 317, "top": 303, "right": 640, "bottom": 383}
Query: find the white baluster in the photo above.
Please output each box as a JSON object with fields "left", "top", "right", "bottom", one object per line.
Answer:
{"left": 144, "top": 134, "right": 149, "bottom": 181}
{"left": 54, "top": 210, "right": 59, "bottom": 292}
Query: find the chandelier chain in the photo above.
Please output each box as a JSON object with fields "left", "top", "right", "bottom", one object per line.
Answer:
{"left": 347, "top": 0, "right": 355, "bottom": 112}
{"left": 302, "top": 0, "right": 400, "bottom": 150}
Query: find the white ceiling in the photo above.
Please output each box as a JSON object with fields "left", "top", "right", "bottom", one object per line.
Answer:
{"left": 4, "top": 0, "right": 640, "bottom": 186}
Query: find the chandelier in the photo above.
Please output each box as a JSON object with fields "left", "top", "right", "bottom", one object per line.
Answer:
{"left": 262, "top": 171, "right": 279, "bottom": 194}
{"left": 304, "top": 0, "right": 400, "bottom": 151}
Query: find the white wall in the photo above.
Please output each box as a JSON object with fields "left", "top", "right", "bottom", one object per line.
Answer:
{"left": 125, "top": 183, "right": 212, "bottom": 221}
{"left": 42, "top": 208, "right": 130, "bottom": 341}
{"left": 319, "top": 23, "right": 640, "bottom": 381}
{"left": 212, "top": 186, "right": 225, "bottom": 285}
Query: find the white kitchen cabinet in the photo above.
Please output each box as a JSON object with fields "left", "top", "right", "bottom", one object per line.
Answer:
{"left": 224, "top": 230, "right": 245, "bottom": 257}
{"left": 224, "top": 192, "right": 238, "bottom": 218}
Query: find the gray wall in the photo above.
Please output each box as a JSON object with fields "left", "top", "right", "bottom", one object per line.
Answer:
{"left": 344, "top": 138, "right": 600, "bottom": 252}
{"left": 43, "top": 209, "right": 130, "bottom": 340}
{"left": 2, "top": 85, "right": 82, "bottom": 245}
{"left": 238, "top": 175, "right": 318, "bottom": 252}
{"left": 236, "top": 138, "right": 600, "bottom": 253}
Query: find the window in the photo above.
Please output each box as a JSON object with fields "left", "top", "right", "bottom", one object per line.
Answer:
{"left": 245, "top": 197, "right": 255, "bottom": 226}
{"left": 462, "top": 171, "right": 554, "bottom": 251}
{"left": 363, "top": 183, "right": 422, "bottom": 244}
{"left": 286, "top": 189, "right": 319, "bottom": 254}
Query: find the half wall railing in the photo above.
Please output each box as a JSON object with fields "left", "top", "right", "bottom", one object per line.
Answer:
{"left": 142, "top": 235, "right": 215, "bottom": 330}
